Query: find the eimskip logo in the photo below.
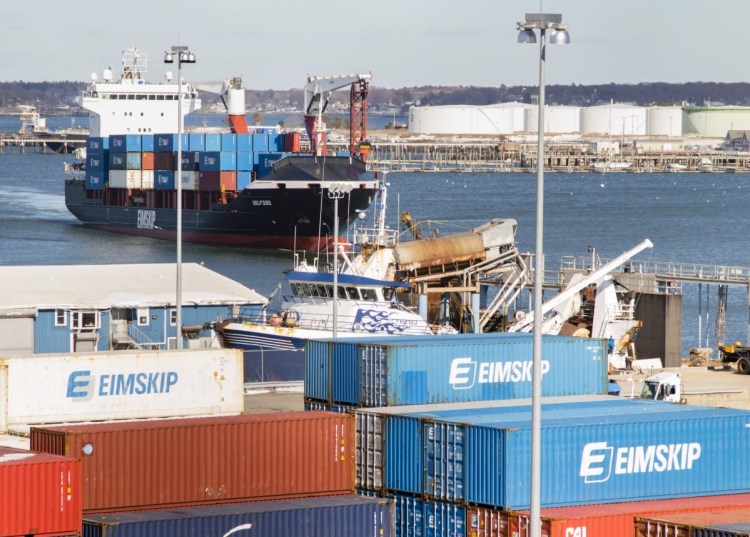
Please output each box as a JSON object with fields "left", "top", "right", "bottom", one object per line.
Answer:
{"left": 579, "top": 441, "right": 702, "bottom": 484}
{"left": 448, "top": 357, "right": 550, "bottom": 390}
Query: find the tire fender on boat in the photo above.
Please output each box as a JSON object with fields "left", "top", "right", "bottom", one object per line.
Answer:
{"left": 282, "top": 309, "right": 300, "bottom": 327}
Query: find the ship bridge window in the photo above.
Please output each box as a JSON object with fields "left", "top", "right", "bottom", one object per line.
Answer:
{"left": 383, "top": 287, "right": 395, "bottom": 301}
{"left": 117, "top": 94, "right": 126, "bottom": 100}
{"left": 127, "top": 95, "right": 135, "bottom": 100}
{"left": 136, "top": 94, "right": 146, "bottom": 100}
{"left": 148, "top": 95, "right": 156, "bottom": 100}
{"left": 361, "top": 288, "right": 377, "bottom": 301}
{"left": 300, "top": 283, "right": 311, "bottom": 296}
{"left": 309, "top": 285, "right": 320, "bottom": 297}
{"left": 290, "top": 283, "right": 300, "bottom": 296}
{"left": 318, "top": 284, "right": 331, "bottom": 298}
{"left": 346, "top": 287, "right": 359, "bottom": 299}
{"left": 157, "top": 95, "right": 165, "bottom": 100}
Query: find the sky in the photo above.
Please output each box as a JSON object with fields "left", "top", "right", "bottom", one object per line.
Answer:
{"left": 2, "top": 1, "right": 748, "bottom": 89}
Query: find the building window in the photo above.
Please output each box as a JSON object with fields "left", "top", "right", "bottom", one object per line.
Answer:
{"left": 170, "top": 309, "right": 177, "bottom": 326}
{"left": 72, "top": 311, "right": 98, "bottom": 329}
{"left": 137, "top": 308, "right": 150, "bottom": 326}
{"left": 55, "top": 309, "right": 66, "bottom": 326}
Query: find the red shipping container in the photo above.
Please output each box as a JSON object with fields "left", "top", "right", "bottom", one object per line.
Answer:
{"left": 153, "top": 151, "right": 175, "bottom": 170}
{"left": 30, "top": 411, "right": 354, "bottom": 514}
{"left": 636, "top": 509, "right": 750, "bottom": 536}
{"left": 0, "top": 446, "right": 81, "bottom": 537}
{"left": 141, "top": 152, "right": 154, "bottom": 170}
{"left": 199, "top": 171, "right": 236, "bottom": 192}
{"left": 284, "top": 132, "right": 301, "bottom": 153}
{"left": 468, "top": 493, "right": 750, "bottom": 537}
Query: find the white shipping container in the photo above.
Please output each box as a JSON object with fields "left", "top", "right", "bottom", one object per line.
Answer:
{"left": 141, "top": 169, "right": 154, "bottom": 190}
{"left": 108, "top": 169, "right": 127, "bottom": 188}
{"left": 126, "top": 169, "right": 141, "bottom": 189}
{"left": 182, "top": 171, "right": 198, "bottom": 190}
{"left": 0, "top": 348, "right": 243, "bottom": 431}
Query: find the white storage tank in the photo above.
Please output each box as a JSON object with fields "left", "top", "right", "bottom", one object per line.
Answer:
{"left": 524, "top": 105, "right": 581, "bottom": 133}
{"left": 488, "top": 102, "right": 533, "bottom": 133}
{"left": 408, "top": 105, "right": 515, "bottom": 135}
{"left": 580, "top": 104, "right": 647, "bottom": 135}
{"left": 683, "top": 106, "right": 750, "bottom": 137}
{"left": 647, "top": 106, "right": 683, "bottom": 136}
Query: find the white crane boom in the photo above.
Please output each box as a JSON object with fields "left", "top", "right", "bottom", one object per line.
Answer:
{"left": 509, "top": 239, "right": 653, "bottom": 333}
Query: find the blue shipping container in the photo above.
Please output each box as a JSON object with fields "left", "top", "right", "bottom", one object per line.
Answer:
{"left": 154, "top": 170, "right": 174, "bottom": 190}
{"left": 108, "top": 152, "right": 142, "bottom": 170}
{"left": 199, "top": 151, "right": 236, "bottom": 171}
{"left": 236, "top": 151, "right": 253, "bottom": 171}
{"left": 393, "top": 494, "right": 466, "bottom": 537}
{"left": 85, "top": 170, "right": 107, "bottom": 190}
{"left": 82, "top": 495, "right": 394, "bottom": 537}
{"left": 256, "top": 152, "right": 283, "bottom": 177}
{"left": 237, "top": 133, "right": 252, "bottom": 152}
{"left": 236, "top": 171, "right": 252, "bottom": 190}
{"left": 109, "top": 134, "right": 141, "bottom": 152}
{"left": 205, "top": 133, "right": 221, "bottom": 151}
{"left": 221, "top": 133, "right": 237, "bottom": 151}
{"left": 86, "top": 153, "right": 109, "bottom": 172}
{"left": 181, "top": 151, "right": 199, "bottom": 171}
{"left": 188, "top": 133, "right": 205, "bottom": 152}
{"left": 304, "top": 334, "right": 608, "bottom": 406}
{"left": 356, "top": 398, "right": 750, "bottom": 510}
{"left": 140, "top": 134, "right": 154, "bottom": 152}
{"left": 155, "top": 133, "right": 189, "bottom": 152}
{"left": 86, "top": 137, "right": 109, "bottom": 153}
{"left": 270, "top": 133, "right": 284, "bottom": 152}
{"left": 252, "top": 132, "right": 269, "bottom": 152}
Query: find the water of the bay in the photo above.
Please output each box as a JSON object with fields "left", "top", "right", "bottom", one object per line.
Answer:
{"left": 1, "top": 147, "right": 747, "bottom": 356}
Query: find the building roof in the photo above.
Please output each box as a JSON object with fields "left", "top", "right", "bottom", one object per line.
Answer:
{"left": 0, "top": 263, "right": 267, "bottom": 312}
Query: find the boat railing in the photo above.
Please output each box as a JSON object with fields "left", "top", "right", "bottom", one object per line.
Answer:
{"left": 236, "top": 300, "right": 437, "bottom": 336}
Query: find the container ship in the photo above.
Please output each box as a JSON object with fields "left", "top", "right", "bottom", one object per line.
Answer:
{"left": 64, "top": 47, "right": 379, "bottom": 250}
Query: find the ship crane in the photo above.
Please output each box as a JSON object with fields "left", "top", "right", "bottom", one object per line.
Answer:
{"left": 304, "top": 73, "right": 371, "bottom": 159}
{"left": 194, "top": 76, "right": 249, "bottom": 134}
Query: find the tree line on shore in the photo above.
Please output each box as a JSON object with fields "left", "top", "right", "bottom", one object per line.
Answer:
{"left": 1, "top": 80, "right": 749, "bottom": 115}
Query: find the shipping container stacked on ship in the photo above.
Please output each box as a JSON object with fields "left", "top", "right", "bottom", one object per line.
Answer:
{"left": 30, "top": 411, "right": 356, "bottom": 514}
{"left": 85, "top": 132, "right": 287, "bottom": 195}
{"left": 0, "top": 446, "right": 82, "bottom": 537}
{"left": 303, "top": 333, "right": 608, "bottom": 410}
{"left": 80, "top": 496, "right": 394, "bottom": 537}
{"left": 349, "top": 396, "right": 750, "bottom": 537}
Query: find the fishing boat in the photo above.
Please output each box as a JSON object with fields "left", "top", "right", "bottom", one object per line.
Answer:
{"left": 64, "top": 47, "right": 379, "bottom": 251}
{"left": 213, "top": 182, "right": 457, "bottom": 383}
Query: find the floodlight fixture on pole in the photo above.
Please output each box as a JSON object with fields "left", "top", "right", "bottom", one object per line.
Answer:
{"left": 327, "top": 183, "right": 354, "bottom": 339}
{"left": 516, "top": 13, "right": 569, "bottom": 537}
{"left": 164, "top": 45, "right": 195, "bottom": 350}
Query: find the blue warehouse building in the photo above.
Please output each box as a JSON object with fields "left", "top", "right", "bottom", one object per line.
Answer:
{"left": 0, "top": 263, "right": 266, "bottom": 354}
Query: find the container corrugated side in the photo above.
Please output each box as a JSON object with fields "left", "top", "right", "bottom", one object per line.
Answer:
{"left": 307, "top": 334, "right": 607, "bottom": 407}
{"left": 0, "top": 446, "right": 82, "bottom": 537}
{"left": 527, "top": 491, "right": 750, "bottom": 537}
{"left": 82, "top": 495, "right": 393, "bottom": 537}
{"left": 31, "top": 411, "right": 355, "bottom": 513}
{"left": 358, "top": 399, "right": 750, "bottom": 509}
{"left": 393, "top": 494, "right": 466, "bottom": 537}
{"left": 635, "top": 509, "right": 750, "bottom": 537}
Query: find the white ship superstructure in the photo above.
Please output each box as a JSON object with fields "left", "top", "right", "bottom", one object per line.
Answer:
{"left": 81, "top": 47, "right": 201, "bottom": 137}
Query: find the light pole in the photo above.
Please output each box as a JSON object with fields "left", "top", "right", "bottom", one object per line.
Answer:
{"left": 517, "top": 13, "right": 569, "bottom": 537}
{"left": 328, "top": 183, "right": 354, "bottom": 338}
{"left": 164, "top": 45, "right": 195, "bottom": 350}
